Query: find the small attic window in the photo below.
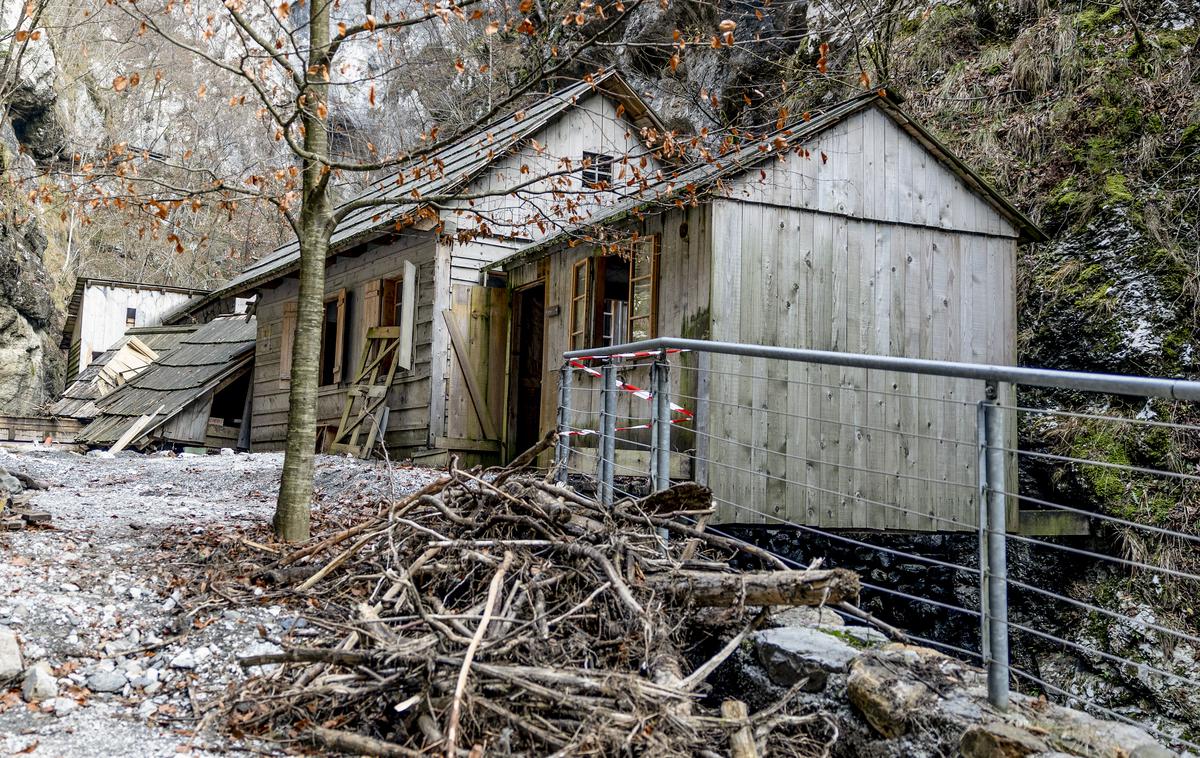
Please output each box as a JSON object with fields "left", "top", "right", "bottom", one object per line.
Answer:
{"left": 125, "top": 307, "right": 137, "bottom": 326}
{"left": 581, "top": 151, "right": 613, "bottom": 188}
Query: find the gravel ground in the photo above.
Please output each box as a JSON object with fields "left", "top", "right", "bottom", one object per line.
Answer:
{"left": 0, "top": 446, "right": 441, "bottom": 757}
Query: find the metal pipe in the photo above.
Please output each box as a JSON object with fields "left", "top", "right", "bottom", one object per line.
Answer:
{"left": 977, "top": 395, "right": 990, "bottom": 677}
{"left": 563, "top": 337, "right": 1200, "bottom": 401}
{"left": 653, "top": 359, "right": 671, "bottom": 492}
{"left": 555, "top": 364, "right": 573, "bottom": 484}
{"left": 983, "top": 381, "right": 1010, "bottom": 709}
{"left": 600, "top": 362, "right": 617, "bottom": 506}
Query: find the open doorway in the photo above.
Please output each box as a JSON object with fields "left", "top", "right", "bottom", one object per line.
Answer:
{"left": 509, "top": 283, "right": 545, "bottom": 459}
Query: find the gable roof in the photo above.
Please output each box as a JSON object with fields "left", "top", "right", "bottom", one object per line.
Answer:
{"left": 171, "top": 70, "right": 663, "bottom": 320}
{"left": 496, "top": 90, "right": 1045, "bottom": 269}
{"left": 48, "top": 336, "right": 161, "bottom": 420}
{"left": 76, "top": 316, "right": 257, "bottom": 447}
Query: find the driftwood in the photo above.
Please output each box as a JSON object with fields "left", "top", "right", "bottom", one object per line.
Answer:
{"left": 646, "top": 568, "right": 860, "bottom": 607}
{"left": 225, "top": 475, "right": 847, "bottom": 756}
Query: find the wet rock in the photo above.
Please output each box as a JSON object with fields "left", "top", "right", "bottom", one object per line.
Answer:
{"left": 87, "top": 669, "right": 127, "bottom": 693}
{"left": 21, "top": 662, "right": 57, "bottom": 701}
{"left": 0, "top": 628, "right": 23, "bottom": 682}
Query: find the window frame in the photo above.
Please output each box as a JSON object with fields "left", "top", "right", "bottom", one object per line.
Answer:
{"left": 125, "top": 307, "right": 137, "bottom": 327}
{"left": 569, "top": 258, "right": 592, "bottom": 351}
{"left": 581, "top": 151, "right": 614, "bottom": 188}
{"left": 623, "top": 236, "right": 659, "bottom": 343}
{"left": 318, "top": 288, "right": 348, "bottom": 388}
{"left": 567, "top": 234, "right": 659, "bottom": 350}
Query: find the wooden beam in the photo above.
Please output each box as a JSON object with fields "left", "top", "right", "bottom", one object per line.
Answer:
{"left": 435, "top": 436, "right": 501, "bottom": 453}
{"left": 441, "top": 309, "right": 499, "bottom": 442}
{"left": 109, "top": 404, "right": 165, "bottom": 453}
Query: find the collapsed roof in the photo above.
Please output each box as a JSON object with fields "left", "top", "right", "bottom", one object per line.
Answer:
{"left": 76, "top": 316, "right": 256, "bottom": 449}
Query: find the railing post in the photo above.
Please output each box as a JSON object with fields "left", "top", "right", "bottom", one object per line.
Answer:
{"left": 555, "top": 363, "right": 573, "bottom": 484}
{"left": 694, "top": 351, "right": 711, "bottom": 488}
{"left": 650, "top": 358, "right": 671, "bottom": 492}
{"left": 599, "top": 361, "right": 617, "bottom": 506}
{"left": 980, "top": 380, "right": 1010, "bottom": 710}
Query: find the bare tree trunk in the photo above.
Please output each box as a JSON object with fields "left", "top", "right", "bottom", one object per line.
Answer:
{"left": 274, "top": 4, "right": 333, "bottom": 543}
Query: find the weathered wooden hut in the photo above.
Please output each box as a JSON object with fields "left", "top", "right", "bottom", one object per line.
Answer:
{"left": 494, "top": 90, "right": 1047, "bottom": 531}
{"left": 61, "top": 278, "right": 211, "bottom": 381}
{"left": 172, "top": 72, "right": 665, "bottom": 464}
{"left": 77, "top": 316, "right": 256, "bottom": 451}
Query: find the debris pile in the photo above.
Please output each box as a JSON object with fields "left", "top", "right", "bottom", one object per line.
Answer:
{"left": 228, "top": 469, "right": 861, "bottom": 756}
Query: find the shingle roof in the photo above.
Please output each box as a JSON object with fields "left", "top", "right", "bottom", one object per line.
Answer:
{"left": 77, "top": 316, "right": 257, "bottom": 447}
{"left": 496, "top": 90, "right": 1045, "bottom": 269}
{"left": 49, "top": 325, "right": 201, "bottom": 420}
{"left": 168, "top": 71, "right": 660, "bottom": 321}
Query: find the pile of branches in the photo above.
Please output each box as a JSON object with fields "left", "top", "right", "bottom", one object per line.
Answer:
{"left": 228, "top": 460, "right": 862, "bottom": 757}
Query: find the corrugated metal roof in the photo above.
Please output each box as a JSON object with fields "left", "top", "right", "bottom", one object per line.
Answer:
{"left": 496, "top": 91, "right": 1045, "bottom": 269}
{"left": 77, "top": 316, "right": 256, "bottom": 446}
{"left": 171, "top": 71, "right": 657, "bottom": 320}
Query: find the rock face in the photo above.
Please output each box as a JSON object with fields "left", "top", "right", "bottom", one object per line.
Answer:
{"left": 0, "top": 211, "right": 63, "bottom": 414}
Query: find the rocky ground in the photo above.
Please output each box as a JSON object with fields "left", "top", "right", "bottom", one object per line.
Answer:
{"left": 0, "top": 446, "right": 441, "bottom": 757}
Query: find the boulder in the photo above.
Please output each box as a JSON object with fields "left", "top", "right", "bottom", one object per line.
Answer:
{"left": 86, "top": 669, "right": 127, "bottom": 693}
{"left": 959, "top": 722, "right": 1051, "bottom": 757}
{"left": 0, "top": 628, "right": 23, "bottom": 682}
{"left": 847, "top": 644, "right": 986, "bottom": 738}
{"left": 752, "top": 626, "right": 860, "bottom": 691}
{"left": 21, "top": 661, "right": 56, "bottom": 701}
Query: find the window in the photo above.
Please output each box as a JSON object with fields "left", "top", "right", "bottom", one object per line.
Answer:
{"left": 570, "top": 259, "right": 591, "bottom": 350}
{"left": 581, "top": 151, "right": 613, "bottom": 188}
{"left": 125, "top": 307, "right": 137, "bottom": 326}
{"left": 567, "top": 236, "right": 658, "bottom": 349}
{"left": 319, "top": 289, "right": 348, "bottom": 386}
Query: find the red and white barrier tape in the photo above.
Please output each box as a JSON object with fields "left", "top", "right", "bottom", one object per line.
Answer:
{"left": 561, "top": 349, "right": 694, "bottom": 436}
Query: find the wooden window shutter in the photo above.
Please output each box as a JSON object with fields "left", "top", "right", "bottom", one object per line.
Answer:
{"left": 398, "top": 260, "right": 417, "bottom": 370}
{"left": 363, "top": 280, "right": 382, "bottom": 329}
{"left": 333, "top": 288, "right": 347, "bottom": 381}
{"left": 280, "top": 301, "right": 297, "bottom": 381}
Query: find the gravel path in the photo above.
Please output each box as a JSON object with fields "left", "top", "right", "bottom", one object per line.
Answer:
{"left": 0, "top": 447, "right": 441, "bottom": 756}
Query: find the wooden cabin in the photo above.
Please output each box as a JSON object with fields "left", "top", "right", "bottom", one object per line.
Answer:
{"left": 494, "top": 90, "right": 1046, "bottom": 531}
{"left": 61, "top": 278, "right": 212, "bottom": 382}
{"left": 171, "top": 72, "right": 666, "bottom": 464}
{"left": 76, "top": 316, "right": 256, "bottom": 451}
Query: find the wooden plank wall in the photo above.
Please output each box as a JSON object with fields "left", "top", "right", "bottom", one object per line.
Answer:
{"left": 506, "top": 204, "right": 712, "bottom": 478}
{"left": 704, "top": 104, "right": 1020, "bottom": 530}
{"left": 75, "top": 285, "right": 198, "bottom": 377}
{"left": 453, "top": 93, "right": 665, "bottom": 244}
{"left": 440, "top": 282, "right": 509, "bottom": 454}
{"left": 250, "top": 232, "right": 438, "bottom": 457}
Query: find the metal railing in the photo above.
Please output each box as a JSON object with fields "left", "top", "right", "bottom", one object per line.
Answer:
{"left": 554, "top": 337, "right": 1200, "bottom": 751}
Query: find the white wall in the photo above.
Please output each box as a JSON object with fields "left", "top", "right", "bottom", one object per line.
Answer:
{"left": 76, "top": 285, "right": 198, "bottom": 374}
